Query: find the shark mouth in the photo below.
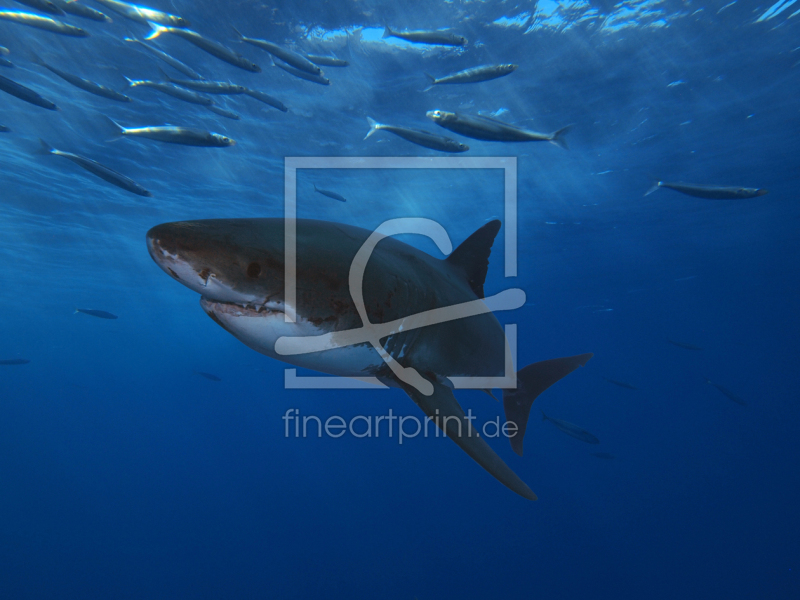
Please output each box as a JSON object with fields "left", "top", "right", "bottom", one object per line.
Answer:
{"left": 200, "top": 297, "right": 286, "bottom": 317}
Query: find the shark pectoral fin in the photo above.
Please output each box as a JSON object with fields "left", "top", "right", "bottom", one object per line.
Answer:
{"left": 402, "top": 378, "right": 537, "bottom": 501}
{"left": 503, "top": 353, "right": 593, "bottom": 456}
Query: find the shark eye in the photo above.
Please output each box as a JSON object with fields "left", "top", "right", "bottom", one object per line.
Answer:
{"left": 247, "top": 262, "right": 261, "bottom": 278}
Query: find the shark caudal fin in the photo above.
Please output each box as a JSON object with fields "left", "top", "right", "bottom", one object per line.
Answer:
{"left": 446, "top": 220, "right": 501, "bottom": 298}
{"left": 402, "top": 377, "right": 538, "bottom": 500}
{"left": 549, "top": 124, "right": 572, "bottom": 150}
{"left": 503, "top": 353, "right": 593, "bottom": 456}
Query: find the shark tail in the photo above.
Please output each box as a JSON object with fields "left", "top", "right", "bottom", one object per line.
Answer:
{"left": 145, "top": 22, "right": 168, "bottom": 41}
{"left": 364, "top": 116, "right": 382, "bottom": 140}
{"left": 549, "top": 124, "right": 572, "bottom": 150}
{"left": 382, "top": 26, "right": 393, "bottom": 39}
{"left": 403, "top": 378, "right": 538, "bottom": 501}
{"left": 502, "top": 353, "right": 593, "bottom": 456}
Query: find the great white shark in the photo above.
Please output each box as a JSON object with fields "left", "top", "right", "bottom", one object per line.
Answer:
{"left": 146, "top": 218, "right": 592, "bottom": 500}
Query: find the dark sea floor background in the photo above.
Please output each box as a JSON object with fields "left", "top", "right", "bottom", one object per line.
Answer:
{"left": 1, "top": 1, "right": 799, "bottom": 598}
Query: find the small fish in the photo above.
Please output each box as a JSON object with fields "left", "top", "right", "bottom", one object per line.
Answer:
{"left": 541, "top": 409, "right": 600, "bottom": 444}
{"left": 0, "top": 57, "right": 13, "bottom": 68}
{"left": 0, "top": 125, "right": 10, "bottom": 132}
{"left": 0, "top": 10, "right": 89, "bottom": 36}
{"left": 92, "top": 0, "right": 187, "bottom": 26}
{"left": 705, "top": 377, "right": 747, "bottom": 406}
{"left": 109, "top": 118, "right": 235, "bottom": 147}
{"left": 125, "top": 37, "right": 204, "bottom": 80}
{"left": 161, "top": 71, "right": 245, "bottom": 94}
{"left": 602, "top": 376, "right": 638, "bottom": 390}
{"left": 667, "top": 338, "right": 702, "bottom": 350}
{"left": 53, "top": 0, "right": 110, "bottom": 22}
{"left": 314, "top": 183, "right": 346, "bottom": 202}
{"left": 75, "top": 308, "right": 118, "bottom": 319}
{"left": 146, "top": 23, "right": 260, "bottom": 73}
{"left": 424, "top": 64, "right": 517, "bottom": 88}
{"left": 0, "top": 73, "right": 57, "bottom": 110}
{"left": 591, "top": 452, "right": 616, "bottom": 460}
{"left": 306, "top": 54, "right": 348, "bottom": 67}
{"left": 242, "top": 87, "right": 287, "bottom": 112}
{"left": 0, "top": 46, "right": 7, "bottom": 55}
{"left": 645, "top": 181, "right": 768, "bottom": 199}
{"left": 14, "top": 0, "right": 64, "bottom": 16}
{"left": 365, "top": 117, "right": 468, "bottom": 153}
{"left": 233, "top": 27, "right": 321, "bottom": 75}
{"left": 40, "top": 139, "right": 152, "bottom": 197}
{"left": 0, "top": 358, "right": 30, "bottom": 365}
{"left": 34, "top": 54, "right": 131, "bottom": 102}
{"left": 125, "top": 76, "right": 213, "bottom": 106}
{"left": 382, "top": 26, "right": 466, "bottom": 46}
{"left": 206, "top": 103, "right": 240, "bottom": 120}
{"left": 193, "top": 370, "right": 221, "bottom": 382}
{"left": 427, "top": 110, "right": 571, "bottom": 149}
{"left": 273, "top": 58, "right": 330, "bottom": 85}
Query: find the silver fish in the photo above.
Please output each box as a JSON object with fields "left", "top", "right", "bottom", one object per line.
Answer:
{"left": 40, "top": 138, "right": 152, "bottom": 196}
{"left": 242, "top": 87, "right": 287, "bottom": 112}
{"left": 233, "top": 27, "right": 321, "bottom": 75}
{"left": 601, "top": 376, "right": 638, "bottom": 390}
{"left": 306, "top": 54, "right": 348, "bottom": 67}
{"left": 427, "top": 110, "right": 571, "bottom": 148}
{"left": 75, "top": 308, "right": 117, "bottom": 319}
{"left": 365, "top": 117, "right": 468, "bottom": 153}
{"left": 645, "top": 181, "right": 768, "bottom": 199}
{"left": 14, "top": 0, "right": 64, "bottom": 16}
{"left": 0, "top": 73, "right": 57, "bottom": 109}
{"left": 0, "top": 10, "right": 89, "bottom": 36}
{"left": 52, "top": 0, "right": 110, "bottom": 22}
{"left": 541, "top": 410, "right": 600, "bottom": 444}
{"left": 425, "top": 64, "right": 517, "bottom": 88}
{"left": 125, "top": 37, "right": 204, "bottom": 80}
{"left": 146, "top": 23, "right": 260, "bottom": 73}
{"left": 91, "top": 0, "right": 187, "bottom": 26}
{"left": 705, "top": 378, "right": 747, "bottom": 406}
{"left": 125, "top": 76, "right": 213, "bottom": 105}
{"left": 34, "top": 54, "right": 130, "bottom": 102}
{"left": 206, "top": 103, "right": 240, "bottom": 120}
{"left": 667, "top": 338, "right": 702, "bottom": 350}
{"left": 0, "top": 57, "right": 12, "bottom": 68}
{"left": 109, "top": 119, "right": 235, "bottom": 147}
{"left": 161, "top": 71, "right": 245, "bottom": 94}
{"left": 0, "top": 124, "right": 10, "bottom": 132}
{"left": 273, "top": 58, "right": 330, "bottom": 85}
{"left": 0, "top": 358, "right": 30, "bottom": 365}
{"left": 382, "top": 26, "right": 466, "bottom": 46}
{"left": 313, "top": 184, "right": 346, "bottom": 202}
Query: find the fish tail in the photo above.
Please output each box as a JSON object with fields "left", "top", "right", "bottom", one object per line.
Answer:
{"left": 644, "top": 181, "right": 662, "bottom": 196}
{"left": 104, "top": 116, "right": 125, "bottom": 141}
{"left": 156, "top": 67, "right": 172, "bottom": 82}
{"left": 145, "top": 22, "right": 167, "bottom": 41}
{"left": 382, "top": 26, "right": 393, "bottom": 39}
{"left": 501, "top": 353, "right": 593, "bottom": 456}
{"left": 541, "top": 409, "right": 547, "bottom": 422}
{"left": 38, "top": 138, "right": 55, "bottom": 155}
{"left": 364, "top": 117, "right": 382, "bottom": 139}
{"left": 313, "top": 184, "right": 318, "bottom": 191}
{"left": 123, "top": 75, "right": 136, "bottom": 87}
{"left": 231, "top": 25, "right": 244, "bottom": 41}
{"left": 421, "top": 73, "right": 436, "bottom": 92}
{"left": 549, "top": 124, "right": 572, "bottom": 150}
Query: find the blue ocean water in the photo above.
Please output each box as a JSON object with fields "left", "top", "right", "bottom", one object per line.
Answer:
{"left": 1, "top": 0, "right": 799, "bottom": 598}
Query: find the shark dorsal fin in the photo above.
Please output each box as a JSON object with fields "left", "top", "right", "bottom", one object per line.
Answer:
{"left": 446, "top": 219, "right": 501, "bottom": 298}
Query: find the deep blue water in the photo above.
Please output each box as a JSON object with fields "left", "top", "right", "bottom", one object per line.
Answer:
{"left": 1, "top": 1, "right": 799, "bottom": 598}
